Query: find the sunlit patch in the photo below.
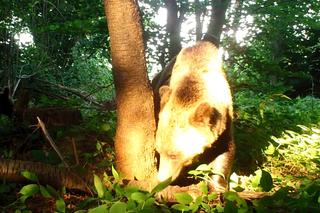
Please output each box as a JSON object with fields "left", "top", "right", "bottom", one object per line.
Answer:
{"left": 173, "top": 127, "right": 209, "bottom": 158}
{"left": 207, "top": 54, "right": 222, "bottom": 73}
{"left": 155, "top": 7, "right": 167, "bottom": 27}
{"left": 157, "top": 157, "right": 174, "bottom": 181}
{"left": 14, "top": 31, "right": 34, "bottom": 47}
{"left": 202, "top": 71, "right": 232, "bottom": 105}
{"left": 126, "top": 130, "right": 144, "bottom": 156}
{"left": 157, "top": 155, "right": 184, "bottom": 182}
{"left": 157, "top": 109, "right": 171, "bottom": 132}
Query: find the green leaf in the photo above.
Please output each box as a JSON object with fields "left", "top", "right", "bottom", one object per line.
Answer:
{"left": 114, "top": 184, "right": 125, "bottom": 197}
{"left": 19, "top": 195, "right": 29, "bottom": 203}
{"left": 208, "top": 192, "right": 218, "bottom": 201}
{"left": 151, "top": 177, "right": 171, "bottom": 194}
{"left": 252, "top": 169, "right": 273, "bottom": 191}
{"left": 199, "top": 181, "right": 208, "bottom": 195}
{"left": 93, "top": 174, "right": 105, "bottom": 198}
{"left": 195, "top": 164, "right": 212, "bottom": 171}
{"left": 101, "top": 123, "right": 111, "bottom": 132}
{"left": 77, "top": 197, "right": 97, "bottom": 210}
{"left": 188, "top": 170, "right": 202, "bottom": 176}
{"left": 145, "top": 197, "right": 155, "bottom": 207}
{"left": 96, "top": 142, "right": 102, "bottom": 152}
{"left": 232, "top": 185, "right": 245, "bottom": 192}
{"left": 201, "top": 202, "right": 211, "bottom": 211}
{"left": 123, "top": 185, "right": 140, "bottom": 198}
{"left": 46, "top": 185, "right": 60, "bottom": 199}
{"left": 104, "top": 190, "right": 113, "bottom": 201}
{"left": 110, "top": 201, "right": 127, "bottom": 213}
{"left": 39, "top": 185, "right": 51, "bottom": 197}
{"left": 224, "top": 192, "right": 248, "bottom": 210}
{"left": 172, "top": 203, "right": 191, "bottom": 211}
{"left": 224, "top": 201, "right": 237, "bottom": 213}
{"left": 19, "top": 184, "right": 39, "bottom": 197}
{"left": 21, "top": 170, "right": 38, "bottom": 182}
{"left": 112, "top": 166, "right": 120, "bottom": 181}
{"left": 194, "top": 196, "right": 203, "bottom": 205}
{"left": 130, "top": 191, "right": 148, "bottom": 203}
{"left": 260, "top": 170, "right": 273, "bottom": 192}
{"left": 174, "top": 192, "right": 193, "bottom": 205}
{"left": 190, "top": 196, "right": 202, "bottom": 212}
{"left": 88, "top": 204, "right": 108, "bottom": 213}
{"left": 224, "top": 191, "right": 240, "bottom": 202}
{"left": 126, "top": 199, "right": 137, "bottom": 210}
{"left": 264, "top": 143, "right": 275, "bottom": 155}
{"left": 56, "top": 198, "right": 66, "bottom": 213}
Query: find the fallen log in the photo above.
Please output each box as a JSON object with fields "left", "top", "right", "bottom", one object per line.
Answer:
{"left": 0, "top": 159, "right": 92, "bottom": 194}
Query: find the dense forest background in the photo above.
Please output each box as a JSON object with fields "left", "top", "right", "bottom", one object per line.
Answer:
{"left": 0, "top": 0, "right": 319, "bottom": 212}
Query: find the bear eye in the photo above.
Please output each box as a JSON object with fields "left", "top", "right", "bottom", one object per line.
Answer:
{"left": 166, "top": 152, "right": 179, "bottom": 160}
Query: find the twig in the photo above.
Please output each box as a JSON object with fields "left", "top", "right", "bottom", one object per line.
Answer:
{"left": 71, "top": 137, "right": 79, "bottom": 165}
{"left": 37, "top": 117, "right": 69, "bottom": 167}
{"left": 34, "top": 78, "right": 105, "bottom": 108}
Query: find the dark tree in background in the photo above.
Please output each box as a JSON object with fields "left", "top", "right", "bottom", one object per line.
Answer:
{"left": 206, "top": 0, "right": 230, "bottom": 43}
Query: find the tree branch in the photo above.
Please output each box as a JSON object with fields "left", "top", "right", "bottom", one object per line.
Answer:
{"left": 34, "top": 78, "right": 110, "bottom": 109}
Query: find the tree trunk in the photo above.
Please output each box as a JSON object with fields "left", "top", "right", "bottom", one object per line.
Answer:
{"left": 104, "top": 0, "right": 157, "bottom": 180}
{"left": 205, "top": 0, "right": 231, "bottom": 45}
{"left": 165, "top": 0, "right": 184, "bottom": 59}
{"left": 195, "top": 0, "right": 204, "bottom": 41}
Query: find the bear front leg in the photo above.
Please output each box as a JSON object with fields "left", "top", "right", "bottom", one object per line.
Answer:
{"left": 209, "top": 137, "right": 235, "bottom": 192}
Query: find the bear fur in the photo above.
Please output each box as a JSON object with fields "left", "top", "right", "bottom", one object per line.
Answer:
{"left": 155, "top": 41, "right": 235, "bottom": 191}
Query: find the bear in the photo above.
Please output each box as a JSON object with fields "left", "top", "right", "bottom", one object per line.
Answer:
{"left": 0, "top": 87, "right": 13, "bottom": 118}
{"left": 155, "top": 41, "right": 235, "bottom": 192}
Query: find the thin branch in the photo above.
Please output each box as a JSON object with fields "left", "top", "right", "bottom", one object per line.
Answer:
{"left": 37, "top": 117, "right": 69, "bottom": 167}
{"left": 34, "top": 78, "right": 105, "bottom": 108}
{"left": 71, "top": 138, "right": 79, "bottom": 165}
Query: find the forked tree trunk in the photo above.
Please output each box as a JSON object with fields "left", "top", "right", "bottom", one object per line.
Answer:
{"left": 104, "top": 0, "right": 157, "bottom": 180}
{"left": 205, "top": 0, "right": 231, "bottom": 44}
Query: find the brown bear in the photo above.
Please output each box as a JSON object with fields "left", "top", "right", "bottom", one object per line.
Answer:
{"left": 155, "top": 41, "right": 235, "bottom": 191}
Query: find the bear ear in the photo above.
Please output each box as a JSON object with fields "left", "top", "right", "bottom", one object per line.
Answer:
{"left": 190, "top": 102, "right": 220, "bottom": 127}
{"left": 159, "top": 85, "right": 171, "bottom": 110}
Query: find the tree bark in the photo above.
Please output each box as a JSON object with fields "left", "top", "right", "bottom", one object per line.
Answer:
{"left": 165, "top": 0, "right": 184, "bottom": 59}
{"left": 104, "top": 0, "right": 157, "bottom": 180}
{"left": 204, "top": 0, "right": 231, "bottom": 45}
{"left": 195, "top": 0, "right": 205, "bottom": 41}
{"left": 0, "top": 159, "right": 91, "bottom": 193}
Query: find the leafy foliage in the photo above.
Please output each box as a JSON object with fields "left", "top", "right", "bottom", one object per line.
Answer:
{"left": 1, "top": 171, "right": 66, "bottom": 212}
{"left": 78, "top": 171, "right": 171, "bottom": 213}
{"left": 234, "top": 91, "right": 320, "bottom": 173}
{"left": 1, "top": 0, "right": 320, "bottom": 212}
{"left": 267, "top": 125, "right": 320, "bottom": 181}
